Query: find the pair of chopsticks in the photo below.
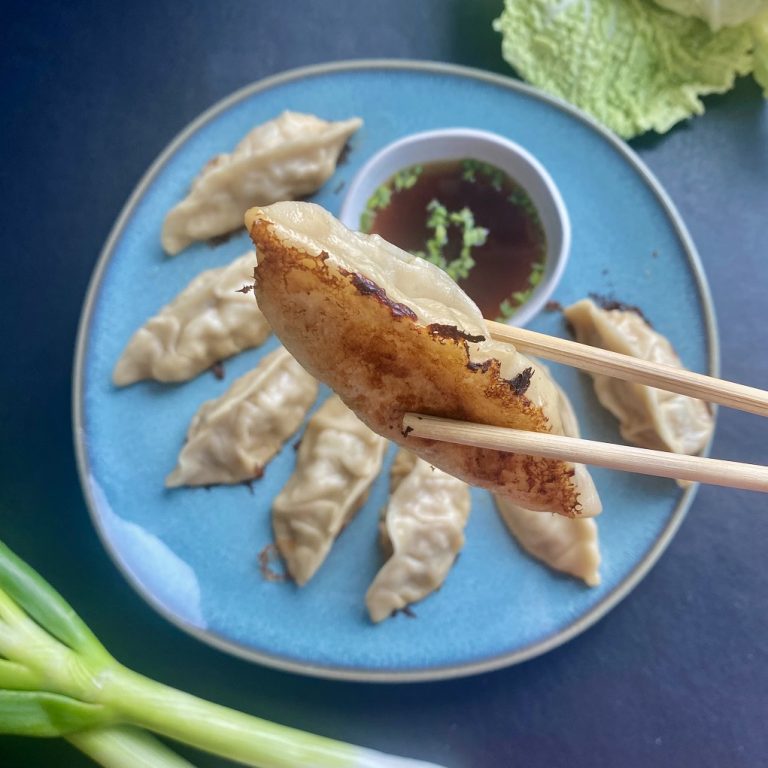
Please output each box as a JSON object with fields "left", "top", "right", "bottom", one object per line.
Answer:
{"left": 403, "top": 321, "right": 768, "bottom": 493}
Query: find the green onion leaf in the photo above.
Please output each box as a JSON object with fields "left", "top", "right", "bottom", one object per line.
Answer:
{"left": 359, "top": 210, "right": 374, "bottom": 233}
{"left": 0, "top": 659, "right": 41, "bottom": 690}
{"left": 68, "top": 726, "right": 197, "bottom": 768}
{"left": 0, "top": 541, "right": 107, "bottom": 659}
{"left": 392, "top": 164, "right": 422, "bottom": 191}
{"left": 0, "top": 690, "right": 111, "bottom": 737}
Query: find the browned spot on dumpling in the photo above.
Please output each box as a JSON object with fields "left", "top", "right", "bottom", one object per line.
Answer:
{"left": 508, "top": 366, "right": 534, "bottom": 396}
{"left": 426, "top": 324, "right": 486, "bottom": 344}
{"left": 341, "top": 270, "right": 418, "bottom": 321}
{"left": 589, "top": 292, "right": 651, "bottom": 325}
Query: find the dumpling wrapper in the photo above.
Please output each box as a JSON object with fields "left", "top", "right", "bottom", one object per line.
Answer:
{"left": 366, "top": 450, "right": 471, "bottom": 622}
{"left": 564, "top": 298, "right": 713, "bottom": 455}
{"left": 495, "top": 498, "right": 601, "bottom": 586}
{"left": 161, "top": 112, "right": 362, "bottom": 255}
{"left": 166, "top": 345, "right": 318, "bottom": 487}
{"left": 245, "top": 201, "right": 601, "bottom": 518}
{"left": 494, "top": 378, "right": 601, "bottom": 587}
{"left": 272, "top": 395, "right": 387, "bottom": 586}
{"left": 113, "top": 251, "right": 269, "bottom": 386}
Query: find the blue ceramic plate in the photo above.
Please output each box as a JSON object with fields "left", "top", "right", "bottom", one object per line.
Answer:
{"left": 74, "top": 61, "right": 718, "bottom": 682}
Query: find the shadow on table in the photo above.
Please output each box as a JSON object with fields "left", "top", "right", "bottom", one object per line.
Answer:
{"left": 450, "top": 0, "right": 515, "bottom": 77}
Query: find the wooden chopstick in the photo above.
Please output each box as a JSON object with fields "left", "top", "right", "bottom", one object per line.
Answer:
{"left": 402, "top": 413, "right": 768, "bottom": 493}
{"left": 486, "top": 321, "right": 768, "bottom": 418}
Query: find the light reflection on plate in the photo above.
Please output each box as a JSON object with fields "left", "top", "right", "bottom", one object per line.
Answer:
{"left": 73, "top": 61, "right": 718, "bottom": 682}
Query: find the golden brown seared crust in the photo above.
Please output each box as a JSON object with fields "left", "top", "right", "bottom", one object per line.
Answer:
{"left": 248, "top": 217, "right": 582, "bottom": 516}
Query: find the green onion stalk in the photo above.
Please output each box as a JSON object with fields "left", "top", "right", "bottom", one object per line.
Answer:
{"left": 68, "top": 726, "right": 196, "bottom": 768}
{"left": 0, "top": 540, "right": 445, "bottom": 768}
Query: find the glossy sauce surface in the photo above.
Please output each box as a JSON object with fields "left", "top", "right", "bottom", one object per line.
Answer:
{"left": 366, "top": 159, "right": 547, "bottom": 319}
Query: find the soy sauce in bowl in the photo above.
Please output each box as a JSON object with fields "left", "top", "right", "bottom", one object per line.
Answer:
{"left": 361, "top": 159, "right": 547, "bottom": 321}
{"left": 340, "top": 128, "right": 570, "bottom": 326}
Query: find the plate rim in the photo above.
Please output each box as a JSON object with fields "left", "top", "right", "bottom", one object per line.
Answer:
{"left": 72, "top": 58, "right": 720, "bottom": 683}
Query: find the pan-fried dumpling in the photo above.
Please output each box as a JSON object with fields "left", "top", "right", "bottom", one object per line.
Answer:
{"left": 495, "top": 497, "right": 600, "bottom": 586}
{"left": 366, "top": 450, "right": 470, "bottom": 622}
{"left": 272, "top": 395, "right": 387, "bottom": 586}
{"left": 564, "top": 298, "right": 713, "bottom": 454}
{"left": 162, "top": 112, "right": 362, "bottom": 255}
{"left": 166, "top": 345, "right": 317, "bottom": 487}
{"left": 494, "top": 380, "right": 601, "bottom": 587}
{"left": 113, "top": 251, "right": 269, "bottom": 386}
{"left": 245, "top": 201, "right": 601, "bottom": 518}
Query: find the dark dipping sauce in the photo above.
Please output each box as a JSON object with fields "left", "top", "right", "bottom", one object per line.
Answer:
{"left": 363, "top": 159, "right": 547, "bottom": 320}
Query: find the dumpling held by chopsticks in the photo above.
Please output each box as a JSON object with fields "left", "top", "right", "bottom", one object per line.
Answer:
{"left": 245, "top": 201, "right": 601, "bottom": 518}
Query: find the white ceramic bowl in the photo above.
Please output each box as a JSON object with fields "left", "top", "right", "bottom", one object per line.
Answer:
{"left": 339, "top": 128, "right": 570, "bottom": 326}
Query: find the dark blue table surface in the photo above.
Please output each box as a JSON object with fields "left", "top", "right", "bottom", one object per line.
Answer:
{"left": 2, "top": 2, "right": 766, "bottom": 766}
